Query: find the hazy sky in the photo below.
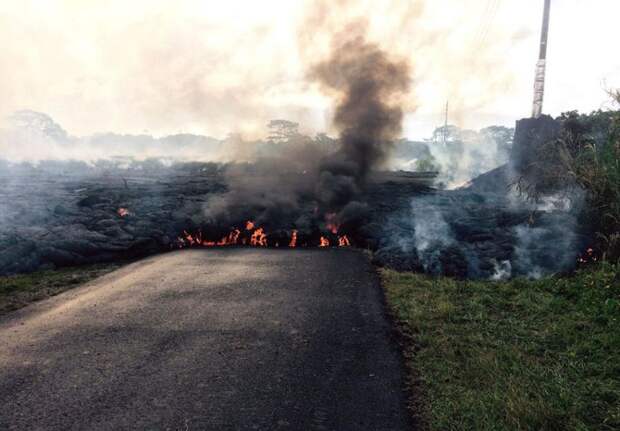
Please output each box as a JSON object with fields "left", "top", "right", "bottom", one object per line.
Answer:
{"left": 1, "top": 0, "right": 618, "bottom": 140}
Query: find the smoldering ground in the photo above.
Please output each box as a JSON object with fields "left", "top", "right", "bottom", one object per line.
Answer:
{"left": 374, "top": 180, "right": 586, "bottom": 279}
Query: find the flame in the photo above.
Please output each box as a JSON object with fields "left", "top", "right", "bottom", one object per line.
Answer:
{"left": 177, "top": 224, "right": 352, "bottom": 249}
{"left": 289, "top": 230, "right": 298, "bottom": 247}
{"left": 217, "top": 229, "right": 241, "bottom": 246}
{"left": 250, "top": 227, "right": 267, "bottom": 246}
{"left": 117, "top": 208, "right": 129, "bottom": 217}
{"left": 577, "top": 247, "right": 598, "bottom": 264}
{"left": 229, "top": 229, "right": 241, "bottom": 244}
{"left": 180, "top": 230, "right": 196, "bottom": 246}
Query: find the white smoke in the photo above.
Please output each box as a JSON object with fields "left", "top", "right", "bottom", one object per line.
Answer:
{"left": 392, "top": 195, "right": 456, "bottom": 274}
{"left": 390, "top": 125, "right": 514, "bottom": 189}
{"left": 491, "top": 260, "right": 512, "bottom": 280}
{"left": 510, "top": 191, "right": 583, "bottom": 279}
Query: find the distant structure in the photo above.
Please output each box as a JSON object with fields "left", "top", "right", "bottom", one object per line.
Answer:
{"left": 532, "top": 0, "right": 551, "bottom": 118}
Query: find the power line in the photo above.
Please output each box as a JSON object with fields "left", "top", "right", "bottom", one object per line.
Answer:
{"left": 477, "top": 0, "right": 502, "bottom": 49}
{"left": 473, "top": 0, "right": 494, "bottom": 47}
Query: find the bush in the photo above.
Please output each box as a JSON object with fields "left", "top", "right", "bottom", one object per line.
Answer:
{"left": 518, "top": 97, "right": 620, "bottom": 262}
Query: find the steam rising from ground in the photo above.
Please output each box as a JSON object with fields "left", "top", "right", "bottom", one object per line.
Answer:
{"left": 381, "top": 184, "right": 585, "bottom": 280}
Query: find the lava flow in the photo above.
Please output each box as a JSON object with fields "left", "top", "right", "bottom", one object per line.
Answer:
{"left": 338, "top": 235, "right": 351, "bottom": 247}
{"left": 177, "top": 220, "right": 351, "bottom": 249}
{"left": 250, "top": 228, "right": 268, "bottom": 246}
{"left": 289, "top": 230, "right": 298, "bottom": 247}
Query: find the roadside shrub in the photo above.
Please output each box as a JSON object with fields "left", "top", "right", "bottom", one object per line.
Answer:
{"left": 519, "top": 95, "right": 620, "bottom": 262}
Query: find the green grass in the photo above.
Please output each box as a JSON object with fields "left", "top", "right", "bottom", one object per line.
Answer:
{"left": 382, "top": 264, "right": 620, "bottom": 430}
{"left": 0, "top": 263, "right": 121, "bottom": 316}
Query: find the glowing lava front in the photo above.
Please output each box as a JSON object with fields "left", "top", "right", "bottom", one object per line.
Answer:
{"left": 177, "top": 220, "right": 351, "bottom": 249}
{"left": 289, "top": 230, "right": 298, "bottom": 247}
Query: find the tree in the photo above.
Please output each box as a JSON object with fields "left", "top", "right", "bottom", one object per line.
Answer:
{"left": 517, "top": 105, "right": 620, "bottom": 262}
{"left": 267, "top": 120, "right": 299, "bottom": 144}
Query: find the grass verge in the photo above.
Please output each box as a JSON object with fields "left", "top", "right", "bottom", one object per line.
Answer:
{"left": 381, "top": 264, "right": 620, "bottom": 430}
{"left": 0, "top": 263, "right": 121, "bottom": 317}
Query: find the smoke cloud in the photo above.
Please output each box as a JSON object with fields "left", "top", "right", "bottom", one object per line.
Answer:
{"left": 311, "top": 30, "right": 411, "bottom": 181}
{"left": 200, "top": 13, "right": 412, "bottom": 235}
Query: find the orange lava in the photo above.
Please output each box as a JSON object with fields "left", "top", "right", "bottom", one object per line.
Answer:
{"left": 338, "top": 235, "right": 351, "bottom": 247}
{"left": 289, "top": 230, "right": 298, "bottom": 247}
{"left": 178, "top": 224, "right": 352, "bottom": 249}
{"left": 250, "top": 228, "right": 267, "bottom": 247}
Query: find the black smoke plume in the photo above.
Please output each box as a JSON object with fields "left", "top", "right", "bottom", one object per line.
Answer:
{"left": 312, "top": 35, "right": 410, "bottom": 183}
{"left": 312, "top": 34, "right": 410, "bottom": 225}
{"left": 203, "top": 33, "right": 411, "bottom": 238}
{"left": 206, "top": 32, "right": 410, "bottom": 238}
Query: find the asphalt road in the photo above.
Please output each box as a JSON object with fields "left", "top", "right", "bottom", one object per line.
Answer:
{"left": 0, "top": 249, "right": 411, "bottom": 430}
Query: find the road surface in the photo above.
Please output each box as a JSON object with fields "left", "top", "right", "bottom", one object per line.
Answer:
{"left": 0, "top": 249, "right": 411, "bottom": 430}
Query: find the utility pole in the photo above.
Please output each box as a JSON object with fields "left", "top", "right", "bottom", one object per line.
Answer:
{"left": 532, "top": 0, "right": 551, "bottom": 118}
